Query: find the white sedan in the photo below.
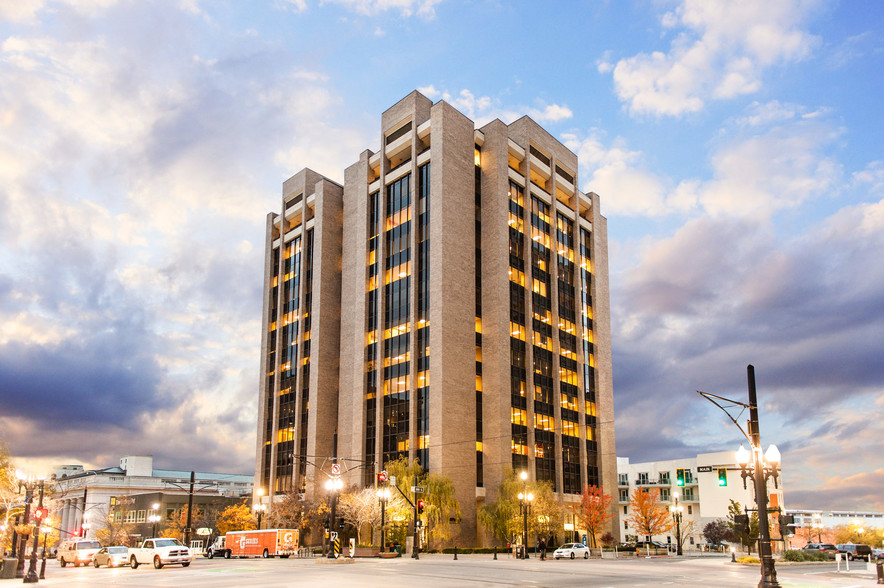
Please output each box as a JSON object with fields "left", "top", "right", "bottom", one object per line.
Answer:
{"left": 553, "top": 543, "right": 589, "bottom": 559}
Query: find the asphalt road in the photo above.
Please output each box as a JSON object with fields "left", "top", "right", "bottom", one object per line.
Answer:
{"left": 11, "top": 553, "right": 882, "bottom": 587}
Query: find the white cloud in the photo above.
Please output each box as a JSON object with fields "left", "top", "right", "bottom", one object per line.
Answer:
{"left": 563, "top": 131, "right": 668, "bottom": 217}
{"left": 322, "top": 0, "right": 441, "bottom": 19}
{"left": 606, "top": 0, "right": 820, "bottom": 116}
{"left": 280, "top": 0, "right": 308, "bottom": 12}
{"left": 417, "top": 84, "right": 441, "bottom": 99}
{"left": 527, "top": 103, "right": 573, "bottom": 123}
{"left": 564, "top": 106, "right": 841, "bottom": 220}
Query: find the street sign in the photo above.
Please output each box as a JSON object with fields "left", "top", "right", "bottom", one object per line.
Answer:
{"left": 331, "top": 463, "right": 341, "bottom": 475}
{"left": 196, "top": 528, "right": 212, "bottom": 536}
{"left": 411, "top": 486, "right": 425, "bottom": 493}
{"left": 697, "top": 466, "right": 713, "bottom": 472}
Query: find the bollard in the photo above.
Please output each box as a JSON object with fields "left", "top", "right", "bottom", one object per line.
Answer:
{"left": 876, "top": 560, "right": 883, "bottom": 584}
{"left": 453, "top": 546, "right": 458, "bottom": 560}
{"left": 493, "top": 546, "right": 497, "bottom": 560}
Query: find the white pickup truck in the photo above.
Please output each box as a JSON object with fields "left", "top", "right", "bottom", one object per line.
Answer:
{"left": 128, "top": 538, "right": 193, "bottom": 569}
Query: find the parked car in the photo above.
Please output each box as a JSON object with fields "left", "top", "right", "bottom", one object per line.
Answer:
{"left": 872, "top": 547, "right": 884, "bottom": 561}
{"left": 553, "top": 543, "right": 589, "bottom": 559}
{"left": 836, "top": 543, "right": 872, "bottom": 561}
{"left": 635, "top": 541, "right": 668, "bottom": 550}
{"left": 57, "top": 540, "right": 101, "bottom": 567}
{"left": 801, "top": 543, "right": 838, "bottom": 559}
{"left": 93, "top": 546, "right": 130, "bottom": 568}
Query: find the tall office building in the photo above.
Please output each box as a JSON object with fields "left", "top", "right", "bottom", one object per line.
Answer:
{"left": 256, "top": 91, "right": 616, "bottom": 545}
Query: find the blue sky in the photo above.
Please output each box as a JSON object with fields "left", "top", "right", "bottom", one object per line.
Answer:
{"left": 1, "top": 0, "right": 882, "bottom": 511}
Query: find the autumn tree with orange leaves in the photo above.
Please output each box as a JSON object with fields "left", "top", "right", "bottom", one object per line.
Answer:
{"left": 567, "top": 484, "right": 614, "bottom": 548}
{"left": 626, "top": 488, "right": 674, "bottom": 545}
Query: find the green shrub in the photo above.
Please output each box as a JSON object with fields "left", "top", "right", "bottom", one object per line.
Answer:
{"left": 783, "top": 550, "right": 827, "bottom": 562}
{"left": 783, "top": 550, "right": 805, "bottom": 562}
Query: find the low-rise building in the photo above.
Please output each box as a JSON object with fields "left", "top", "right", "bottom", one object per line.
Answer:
{"left": 52, "top": 455, "right": 252, "bottom": 541}
{"left": 617, "top": 451, "right": 784, "bottom": 550}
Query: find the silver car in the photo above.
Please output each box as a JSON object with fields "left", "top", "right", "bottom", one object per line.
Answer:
{"left": 93, "top": 546, "right": 130, "bottom": 568}
{"left": 553, "top": 543, "right": 590, "bottom": 559}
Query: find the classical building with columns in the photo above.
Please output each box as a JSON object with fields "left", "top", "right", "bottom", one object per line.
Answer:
{"left": 255, "top": 91, "right": 617, "bottom": 546}
{"left": 53, "top": 455, "right": 252, "bottom": 540}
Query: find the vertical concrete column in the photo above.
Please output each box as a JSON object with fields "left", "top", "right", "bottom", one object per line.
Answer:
{"left": 59, "top": 500, "right": 69, "bottom": 536}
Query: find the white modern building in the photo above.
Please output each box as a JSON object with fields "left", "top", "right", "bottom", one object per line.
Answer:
{"left": 616, "top": 451, "right": 784, "bottom": 549}
{"left": 52, "top": 455, "right": 253, "bottom": 539}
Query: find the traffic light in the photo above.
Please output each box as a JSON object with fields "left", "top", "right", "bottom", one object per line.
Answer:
{"left": 417, "top": 500, "right": 425, "bottom": 515}
{"left": 778, "top": 515, "right": 794, "bottom": 537}
{"left": 676, "top": 469, "right": 685, "bottom": 486}
{"left": 377, "top": 471, "right": 387, "bottom": 483}
{"left": 734, "top": 514, "right": 750, "bottom": 536}
{"left": 33, "top": 507, "right": 48, "bottom": 520}
{"left": 718, "top": 468, "right": 727, "bottom": 487}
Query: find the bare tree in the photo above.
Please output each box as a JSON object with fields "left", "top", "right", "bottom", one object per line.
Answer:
{"left": 338, "top": 487, "right": 380, "bottom": 546}
{"left": 94, "top": 508, "right": 138, "bottom": 547}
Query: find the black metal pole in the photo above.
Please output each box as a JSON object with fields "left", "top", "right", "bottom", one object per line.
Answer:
{"left": 379, "top": 497, "right": 386, "bottom": 553}
{"left": 328, "top": 432, "right": 338, "bottom": 559}
{"left": 185, "top": 471, "right": 195, "bottom": 548}
{"left": 24, "top": 480, "right": 44, "bottom": 583}
{"left": 675, "top": 494, "right": 682, "bottom": 556}
{"left": 11, "top": 515, "right": 20, "bottom": 558}
{"left": 748, "top": 365, "right": 779, "bottom": 588}
{"left": 16, "top": 486, "right": 32, "bottom": 578}
{"left": 522, "top": 502, "right": 529, "bottom": 559}
{"left": 39, "top": 531, "right": 47, "bottom": 580}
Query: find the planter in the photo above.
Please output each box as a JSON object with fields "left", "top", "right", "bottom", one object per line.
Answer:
{"left": 352, "top": 547, "right": 379, "bottom": 558}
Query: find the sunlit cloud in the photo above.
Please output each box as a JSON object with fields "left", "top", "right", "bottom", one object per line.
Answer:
{"left": 603, "top": 0, "right": 821, "bottom": 116}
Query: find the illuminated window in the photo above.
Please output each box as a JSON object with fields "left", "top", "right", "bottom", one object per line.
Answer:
{"left": 534, "top": 413, "right": 555, "bottom": 432}
{"left": 511, "top": 407, "right": 527, "bottom": 426}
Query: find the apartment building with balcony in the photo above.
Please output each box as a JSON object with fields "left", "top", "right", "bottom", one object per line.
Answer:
{"left": 616, "top": 451, "right": 784, "bottom": 549}
{"left": 255, "top": 91, "right": 617, "bottom": 546}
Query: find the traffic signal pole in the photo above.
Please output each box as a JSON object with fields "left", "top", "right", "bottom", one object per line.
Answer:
{"left": 388, "top": 481, "right": 420, "bottom": 559}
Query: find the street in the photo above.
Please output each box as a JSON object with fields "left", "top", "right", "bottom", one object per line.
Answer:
{"left": 9, "top": 554, "right": 882, "bottom": 587}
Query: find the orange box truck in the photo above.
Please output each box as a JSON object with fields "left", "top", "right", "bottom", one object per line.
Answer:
{"left": 225, "top": 529, "right": 299, "bottom": 558}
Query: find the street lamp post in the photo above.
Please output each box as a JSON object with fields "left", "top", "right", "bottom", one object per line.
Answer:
{"left": 734, "top": 366, "right": 781, "bottom": 588}
{"left": 253, "top": 503, "right": 267, "bottom": 530}
{"left": 517, "top": 471, "right": 534, "bottom": 560}
{"left": 699, "top": 365, "right": 781, "bottom": 588}
{"left": 376, "top": 487, "right": 390, "bottom": 553}
{"left": 39, "top": 526, "right": 50, "bottom": 580}
{"left": 669, "top": 492, "right": 683, "bottom": 555}
{"left": 149, "top": 502, "right": 161, "bottom": 537}
{"left": 14, "top": 471, "right": 45, "bottom": 582}
{"left": 325, "top": 476, "right": 343, "bottom": 558}
{"left": 25, "top": 478, "right": 46, "bottom": 584}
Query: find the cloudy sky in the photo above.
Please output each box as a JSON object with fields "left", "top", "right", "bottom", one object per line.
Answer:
{"left": 1, "top": 0, "right": 882, "bottom": 512}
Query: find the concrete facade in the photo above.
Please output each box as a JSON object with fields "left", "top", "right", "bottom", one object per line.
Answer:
{"left": 256, "top": 91, "right": 616, "bottom": 547}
